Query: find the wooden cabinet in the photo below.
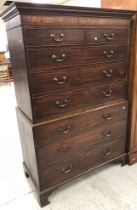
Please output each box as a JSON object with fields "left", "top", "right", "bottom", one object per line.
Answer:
{"left": 127, "top": 15, "right": 137, "bottom": 164}
{"left": 1, "top": 2, "right": 136, "bottom": 207}
{"left": 101, "top": 0, "right": 137, "bottom": 10}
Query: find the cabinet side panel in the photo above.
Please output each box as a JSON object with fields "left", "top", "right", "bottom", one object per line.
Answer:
{"left": 16, "top": 108, "right": 39, "bottom": 188}
{"left": 7, "top": 26, "right": 32, "bottom": 120}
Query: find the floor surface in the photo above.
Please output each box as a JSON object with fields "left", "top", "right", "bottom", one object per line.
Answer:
{"left": 1, "top": 82, "right": 137, "bottom": 210}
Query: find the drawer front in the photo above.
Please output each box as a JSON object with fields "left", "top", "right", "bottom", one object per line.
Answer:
{"left": 33, "top": 80, "right": 126, "bottom": 121}
{"left": 28, "top": 47, "right": 83, "bottom": 71}
{"left": 39, "top": 138, "right": 126, "bottom": 190}
{"left": 34, "top": 101, "right": 127, "bottom": 147}
{"left": 29, "top": 62, "right": 126, "bottom": 96}
{"left": 37, "top": 120, "right": 127, "bottom": 168}
{"left": 86, "top": 28, "right": 129, "bottom": 45}
{"left": 26, "top": 28, "right": 84, "bottom": 46}
{"left": 28, "top": 45, "right": 127, "bottom": 72}
{"left": 85, "top": 45, "right": 127, "bottom": 64}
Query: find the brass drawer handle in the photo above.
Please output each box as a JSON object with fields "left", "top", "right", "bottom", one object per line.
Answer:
{"left": 56, "top": 98, "right": 69, "bottom": 108}
{"left": 62, "top": 164, "right": 72, "bottom": 174}
{"left": 50, "top": 33, "right": 64, "bottom": 42}
{"left": 104, "top": 148, "right": 112, "bottom": 156}
{"left": 102, "top": 89, "right": 112, "bottom": 97}
{"left": 59, "top": 125, "right": 71, "bottom": 134}
{"left": 103, "top": 113, "right": 112, "bottom": 120}
{"left": 58, "top": 144, "right": 70, "bottom": 152}
{"left": 53, "top": 76, "right": 67, "bottom": 85}
{"left": 52, "top": 53, "right": 66, "bottom": 62}
{"left": 103, "top": 129, "right": 111, "bottom": 137}
{"left": 103, "top": 69, "right": 113, "bottom": 77}
{"left": 103, "top": 32, "right": 115, "bottom": 41}
{"left": 104, "top": 50, "right": 114, "bottom": 58}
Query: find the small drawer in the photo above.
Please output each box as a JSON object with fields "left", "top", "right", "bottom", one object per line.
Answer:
{"left": 27, "top": 45, "right": 127, "bottom": 72}
{"left": 29, "top": 62, "right": 126, "bottom": 96}
{"left": 25, "top": 28, "right": 84, "bottom": 46}
{"left": 32, "top": 80, "right": 126, "bottom": 122}
{"left": 33, "top": 101, "right": 128, "bottom": 147}
{"left": 39, "top": 138, "right": 126, "bottom": 190}
{"left": 37, "top": 120, "right": 127, "bottom": 168}
{"left": 85, "top": 44, "right": 127, "bottom": 64}
{"left": 86, "top": 27, "right": 129, "bottom": 45}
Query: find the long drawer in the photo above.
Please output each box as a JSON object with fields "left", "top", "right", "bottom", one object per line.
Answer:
{"left": 27, "top": 45, "right": 127, "bottom": 72}
{"left": 33, "top": 101, "right": 127, "bottom": 147}
{"left": 25, "top": 27, "right": 128, "bottom": 47}
{"left": 37, "top": 120, "right": 127, "bottom": 168}
{"left": 39, "top": 138, "right": 126, "bottom": 190}
{"left": 29, "top": 62, "right": 126, "bottom": 96}
{"left": 33, "top": 80, "right": 126, "bottom": 121}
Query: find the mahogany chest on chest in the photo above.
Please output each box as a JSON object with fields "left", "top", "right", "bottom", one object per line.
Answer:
{"left": 1, "top": 2, "right": 136, "bottom": 207}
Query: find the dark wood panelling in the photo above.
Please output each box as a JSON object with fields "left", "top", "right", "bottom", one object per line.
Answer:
{"left": 7, "top": 27, "right": 33, "bottom": 121}
{"left": 16, "top": 108, "right": 39, "bottom": 188}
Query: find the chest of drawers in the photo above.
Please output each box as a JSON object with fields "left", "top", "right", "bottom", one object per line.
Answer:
{"left": 1, "top": 2, "right": 136, "bottom": 207}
